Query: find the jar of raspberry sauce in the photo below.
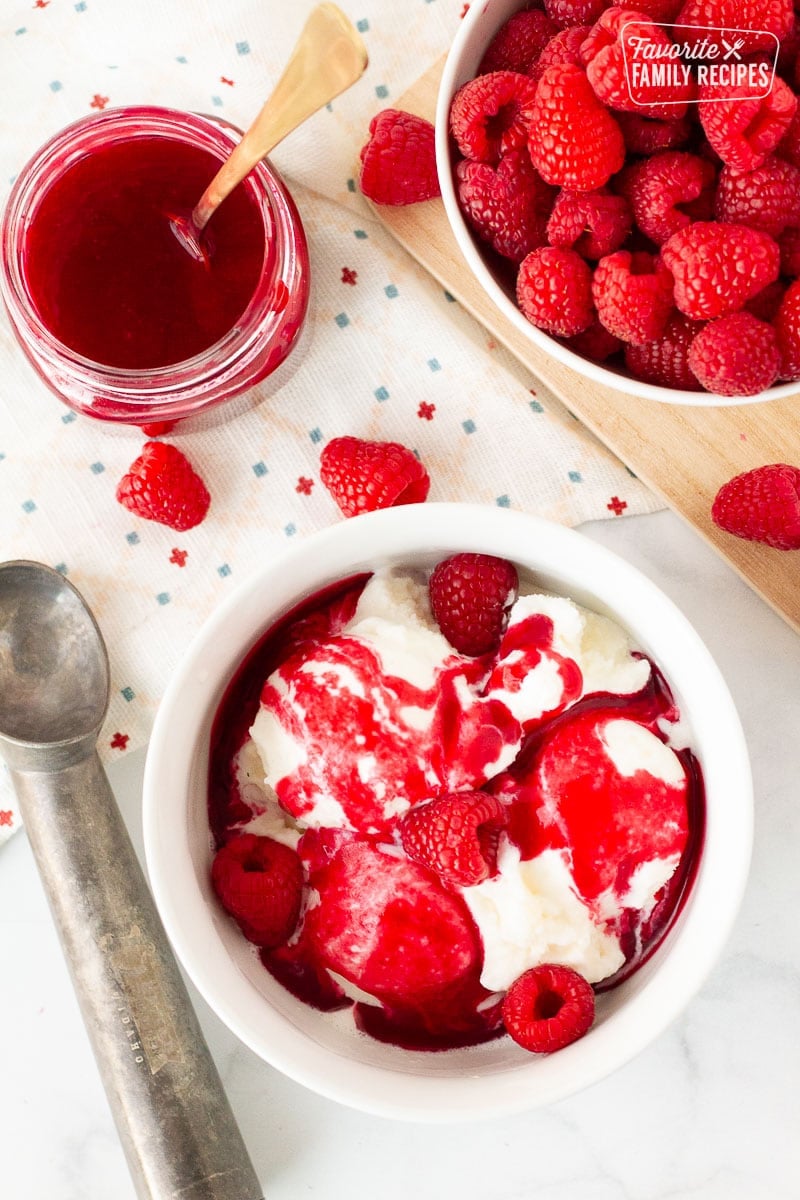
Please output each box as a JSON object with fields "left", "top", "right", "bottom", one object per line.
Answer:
{"left": 0, "top": 106, "right": 310, "bottom": 426}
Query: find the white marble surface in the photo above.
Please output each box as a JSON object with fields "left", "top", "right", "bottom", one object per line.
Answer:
{"left": 2, "top": 508, "right": 799, "bottom": 1200}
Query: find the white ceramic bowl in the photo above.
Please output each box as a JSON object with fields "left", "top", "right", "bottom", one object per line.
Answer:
{"left": 434, "top": 0, "right": 797, "bottom": 406}
{"left": 143, "top": 503, "right": 752, "bottom": 1121}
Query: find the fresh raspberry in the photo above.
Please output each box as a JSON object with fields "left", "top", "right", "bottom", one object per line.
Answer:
{"left": 565, "top": 320, "right": 624, "bottom": 361}
{"left": 711, "top": 463, "right": 800, "bottom": 549}
{"left": 516, "top": 245, "right": 595, "bottom": 336}
{"left": 530, "top": 25, "right": 591, "bottom": 83}
{"left": 398, "top": 792, "right": 508, "bottom": 889}
{"left": 429, "top": 552, "right": 519, "bottom": 656}
{"left": 660, "top": 222, "right": 780, "bottom": 320}
{"left": 450, "top": 71, "right": 539, "bottom": 163}
{"left": 319, "top": 436, "right": 430, "bottom": 518}
{"left": 778, "top": 227, "right": 800, "bottom": 276}
{"left": 674, "top": 0, "right": 793, "bottom": 54}
{"left": 698, "top": 75, "right": 797, "bottom": 172}
{"left": 211, "top": 834, "right": 304, "bottom": 948}
{"left": 544, "top": 0, "right": 611, "bottom": 30}
{"left": 456, "top": 150, "right": 556, "bottom": 263}
{"left": 502, "top": 964, "right": 595, "bottom": 1052}
{"left": 614, "top": 112, "right": 692, "bottom": 157}
{"left": 624, "top": 311, "right": 704, "bottom": 389}
{"left": 687, "top": 312, "right": 780, "bottom": 396}
{"left": 527, "top": 64, "right": 625, "bottom": 190}
{"left": 546, "top": 188, "right": 632, "bottom": 259}
{"left": 478, "top": 8, "right": 558, "bottom": 74}
{"left": 745, "top": 279, "right": 787, "bottom": 323}
{"left": 609, "top": 0, "right": 683, "bottom": 18}
{"left": 619, "top": 152, "right": 716, "bottom": 246}
{"left": 358, "top": 109, "right": 440, "bottom": 206}
{"left": 592, "top": 250, "right": 674, "bottom": 345}
{"left": 581, "top": 10, "right": 696, "bottom": 121}
{"left": 116, "top": 441, "right": 210, "bottom": 531}
{"left": 714, "top": 156, "right": 800, "bottom": 237}
{"left": 774, "top": 278, "right": 800, "bottom": 379}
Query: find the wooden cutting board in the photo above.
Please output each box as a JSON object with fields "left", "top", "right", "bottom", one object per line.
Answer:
{"left": 369, "top": 57, "right": 800, "bottom": 635}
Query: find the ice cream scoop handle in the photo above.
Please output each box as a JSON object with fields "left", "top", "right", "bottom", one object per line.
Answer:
{"left": 13, "top": 752, "right": 264, "bottom": 1200}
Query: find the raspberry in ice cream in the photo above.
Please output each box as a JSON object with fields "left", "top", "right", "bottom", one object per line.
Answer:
{"left": 207, "top": 561, "right": 703, "bottom": 1053}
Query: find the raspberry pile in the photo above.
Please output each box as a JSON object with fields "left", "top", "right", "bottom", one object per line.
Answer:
{"left": 444, "top": 0, "right": 800, "bottom": 397}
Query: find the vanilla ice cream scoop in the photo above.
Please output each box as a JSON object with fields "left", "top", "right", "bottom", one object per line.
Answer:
{"left": 483, "top": 592, "right": 651, "bottom": 729}
{"left": 465, "top": 709, "right": 691, "bottom": 990}
{"left": 249, "top": 570, "right": 521, "bottom": 834}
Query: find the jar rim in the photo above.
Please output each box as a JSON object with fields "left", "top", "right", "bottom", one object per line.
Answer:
{"left": 0, "top": 105, "right": 298, "bottom": 400}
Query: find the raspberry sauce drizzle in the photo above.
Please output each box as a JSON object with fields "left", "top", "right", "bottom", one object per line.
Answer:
{"left": 207, "top": 578, "right": 705, "bottom": 1051}
{"left": 207, "top": 574, "right": 368, "bottom": 846}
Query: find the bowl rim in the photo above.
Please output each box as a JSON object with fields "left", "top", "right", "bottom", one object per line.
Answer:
{"left": 433, "top": 0, "right": 798, "bottom": 408}
{"left": 143, "top": 503, "right": 753, "bottom": 1121}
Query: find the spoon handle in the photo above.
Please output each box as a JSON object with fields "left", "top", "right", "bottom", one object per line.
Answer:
{"left": 13, "top": 752, "right": 264, "bottom": 1200}
{"left": 192, "top": 3, "right": 368, "bottom": 232}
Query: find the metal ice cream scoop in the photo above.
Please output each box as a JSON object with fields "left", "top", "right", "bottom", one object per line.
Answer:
{"left": 0, "top": 560, "right": 264, "bottom": 1200}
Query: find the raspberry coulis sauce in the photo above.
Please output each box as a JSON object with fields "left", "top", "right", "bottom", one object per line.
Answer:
{"left": 207, "top": 576, "right": 705, "bottom": 1051}
{"left": 24, "top": 136, "right": 267, "bottom": 369}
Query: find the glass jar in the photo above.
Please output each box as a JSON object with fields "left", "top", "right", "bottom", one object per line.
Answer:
{"left": 0, "top": 106, "right": 310, "bottom": 426}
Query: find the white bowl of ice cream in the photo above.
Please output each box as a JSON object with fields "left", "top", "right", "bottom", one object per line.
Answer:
{"left": 434, "top": 0, "right": 800, "bottom": 405}
{"left": 143, "top": 503, "right": 752, "bottom": 1120}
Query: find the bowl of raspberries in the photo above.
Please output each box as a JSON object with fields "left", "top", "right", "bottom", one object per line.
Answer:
{"left": 435, "top": 0, "right": 800, "bottom": 401}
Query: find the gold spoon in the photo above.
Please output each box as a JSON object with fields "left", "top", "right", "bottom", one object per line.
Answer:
{"left": 172, "top": 2, "right": 368, "bottom": 262}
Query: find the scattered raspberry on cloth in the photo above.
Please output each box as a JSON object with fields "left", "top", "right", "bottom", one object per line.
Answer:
{"left": 359, "top": 109, "right": 440, "bottom": 206}
{"left": 116, "top": 440, "right": 210, "bottom": 531}
{"left": 320, "top": 436, "right": 430, "bottom": 517}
